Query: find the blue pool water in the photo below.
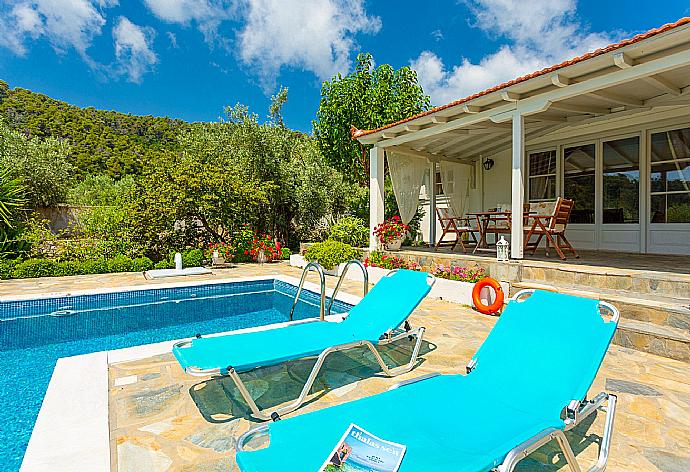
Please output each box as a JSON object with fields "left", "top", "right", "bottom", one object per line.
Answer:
{"left": 0, "top": 279, "right": 352, "bottom": 471}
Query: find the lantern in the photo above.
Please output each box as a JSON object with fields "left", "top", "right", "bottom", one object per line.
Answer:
{"left": 496, "top": 236, "right": 509, "bottom": 262}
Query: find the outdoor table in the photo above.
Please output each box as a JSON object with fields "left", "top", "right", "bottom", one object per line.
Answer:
{"left": 467, "top": 211, "right": 534, "bottom": 253}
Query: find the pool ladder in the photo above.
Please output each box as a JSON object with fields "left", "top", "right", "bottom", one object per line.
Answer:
{"left": 289, "top": 260, "right": 368, "bottom": 321}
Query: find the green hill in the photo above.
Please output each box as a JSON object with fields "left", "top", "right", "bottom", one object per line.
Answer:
{"left": 0, "top": 80, "right": 187, "bottom": 177}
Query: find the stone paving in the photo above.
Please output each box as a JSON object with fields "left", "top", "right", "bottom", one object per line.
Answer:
{"left": 4, "top": 263, "right": 688, "bottom": 471}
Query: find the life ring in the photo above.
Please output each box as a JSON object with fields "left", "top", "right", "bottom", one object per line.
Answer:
{"left": 472, "top": 277, "right": 504, "bottom": 315}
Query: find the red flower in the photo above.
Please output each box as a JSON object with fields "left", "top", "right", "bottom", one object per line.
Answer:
{"left": 244, "top": 250, "right": 249, "bottom": 255}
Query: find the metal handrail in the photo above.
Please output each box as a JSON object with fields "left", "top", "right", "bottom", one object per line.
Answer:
{"left": 327, "top": 259, "right": 368, "bottom": 317}
{"left": 289, "top": 262, "right": 326, "bottom": 321}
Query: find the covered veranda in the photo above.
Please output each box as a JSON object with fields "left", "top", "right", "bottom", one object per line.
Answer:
{"left": 354, "top": 17, "right": 690, "bottom": 259}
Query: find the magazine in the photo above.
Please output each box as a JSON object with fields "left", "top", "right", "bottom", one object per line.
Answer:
{"left": 319, "top": 423, "right": 406, "bottom": 472}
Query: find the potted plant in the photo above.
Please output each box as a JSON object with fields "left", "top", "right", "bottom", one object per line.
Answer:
{"left": 428, "top": 264, "right": 509, "bottom": 306}
{"left": 303, "top": 240, "right": 361, "bottom": 276}
{"left": 373, "top": 216, "right": 409, "bottom": 251}
{"left": 206, "top": 242, "right": 234, "bottom": 266}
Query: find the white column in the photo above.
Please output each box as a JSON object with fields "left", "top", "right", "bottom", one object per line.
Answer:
{"left": 428, "top": 161, "right": 437, "bottom": 246}
{"left": 510, "top": 112, "right": 525, "bottom": 259}
{"left": 369, "top": 146, "right": 385, "bottom": 251}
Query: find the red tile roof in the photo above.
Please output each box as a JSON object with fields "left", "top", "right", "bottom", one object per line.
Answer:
{"left": 352, "top": 16, "right": 690, "bottom": 139}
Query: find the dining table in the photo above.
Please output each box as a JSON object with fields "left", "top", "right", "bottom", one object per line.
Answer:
{"left": 466, "top": 210, "right": 535, "bottom": 253}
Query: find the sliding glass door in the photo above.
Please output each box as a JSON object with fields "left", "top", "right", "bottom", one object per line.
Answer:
{"left": 648, "top": 125, "right": 690, "bottom": 254}
{"left": 537, "top": 136, "right": 642, "bottom": 252}
{"left": 600, "top": 136, "right": 641, "bottom": 251}
{"left": 562, "top": 143, "right": 596, "bottom": 249}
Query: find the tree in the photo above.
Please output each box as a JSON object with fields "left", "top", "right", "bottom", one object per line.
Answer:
{"left": 126, "top": 149, "right": 271, "bottom": 259}
{"left": 0, "top": 121, "right": 73, "bottom": 207}
{"left": 0, "top": 83, "right": 186, "bottom": 178}
{"left": 313, "top": 53, "right": 430, "bottom": 184}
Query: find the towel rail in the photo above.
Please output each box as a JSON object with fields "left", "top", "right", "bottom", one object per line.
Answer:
{"left": 289, "top": 262, "right": 326, "bottom": 321}
{"left": 327, "top": 259, "right": 368, "bottom": 317}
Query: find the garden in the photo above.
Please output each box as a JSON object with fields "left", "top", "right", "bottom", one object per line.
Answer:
{"left": 0, "top": 55, "right": 446, "bottom": 281}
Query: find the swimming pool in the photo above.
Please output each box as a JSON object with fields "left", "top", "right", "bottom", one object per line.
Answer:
{"left": 0, "top": 278, "right": 352, "bottom": 471}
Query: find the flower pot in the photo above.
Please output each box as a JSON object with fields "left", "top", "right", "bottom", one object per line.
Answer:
{"left": 429, "top": 278, "right": 510, "bottom": 307}
{"left": 343, "top": 266, "right": 390, "bottom": 284}
{"left": 211, "top": 256, "right": 226, "bottom": 266}
{"left": 385, "top": 238, "right": 403, "bottom": 251}
{"left": 289, "top": 254, "right": 306, "bottom": 268}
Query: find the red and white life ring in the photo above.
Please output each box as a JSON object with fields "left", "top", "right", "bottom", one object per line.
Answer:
{"left": 472, "top": 277, "right": 504, "bottom": 315}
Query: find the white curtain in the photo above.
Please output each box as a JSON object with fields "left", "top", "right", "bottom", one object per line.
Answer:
{"left": 439, "top": 161, "right": 471, "bottom": 216}
{"left": 387, "top": 151, "right": 427, "bottom": 224}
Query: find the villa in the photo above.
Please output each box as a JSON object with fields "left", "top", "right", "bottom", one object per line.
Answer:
{"left": 3, "top": 15, "right": 690, "bottom": 472}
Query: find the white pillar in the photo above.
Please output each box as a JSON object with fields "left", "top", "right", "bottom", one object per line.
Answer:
{"left": 428, "top": 161, "right": 437, "bottom": 246}
{"left": 510, "top": 112, "right": 525, "bottom": 259}
{"left": 369, "top": 146, "right": 385, "bottom": 251}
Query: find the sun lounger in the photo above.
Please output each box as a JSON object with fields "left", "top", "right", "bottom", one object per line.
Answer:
{"left": 236, "top": 289, "right": 619, "bottom": 471}
{"left": 173, "top": 269, "right": 435, "bottom": 421}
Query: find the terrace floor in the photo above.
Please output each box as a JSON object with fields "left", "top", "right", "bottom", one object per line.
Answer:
{"left": 8, "top": 263, "right": 689, "bottom": 471}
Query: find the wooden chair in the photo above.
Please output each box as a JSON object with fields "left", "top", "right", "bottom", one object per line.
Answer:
{"left": 524, "top": 198, "right": 579, "bottom": 260}
{"left": 435, "top": 207, "right": 478, "bottom": 253}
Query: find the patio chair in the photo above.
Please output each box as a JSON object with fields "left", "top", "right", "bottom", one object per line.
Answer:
{"left": 172, "top": 269, "right": 435, "bottom": 421}
{"left": 236, "top": 290, "right": 619, "bottom": 472}
{"left": 525, "top": 197, "right": 579, "bottom": 260}
{"left": 435, "top": 207, "right": 477, "bottom": 253}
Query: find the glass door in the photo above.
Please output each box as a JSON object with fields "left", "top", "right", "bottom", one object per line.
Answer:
{"left": 648, "top": 125, "right": 690, "bottom": 254}
{"left": 599, "top": 136, "right": 641, "bottom": 251}
{"left": 562, "top": 143, "right": 596, "bottom": 249}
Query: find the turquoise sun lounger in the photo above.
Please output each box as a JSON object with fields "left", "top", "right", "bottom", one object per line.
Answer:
{"left": 173, "top": 269, "right": 435, "bottom": 421}
{"left": 236, "top": 289, "right": 620, "bottom": 472}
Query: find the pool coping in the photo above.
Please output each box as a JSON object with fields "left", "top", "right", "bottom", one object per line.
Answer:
{"left": 20, "top": 274, "right": 362, "bottom": 472}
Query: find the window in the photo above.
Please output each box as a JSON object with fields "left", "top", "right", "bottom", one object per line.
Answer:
{"left": 650, "top": 127, "right": 690, "bottom": 223}
{"left": 435, "top": 170, "right": 445, "bottom": 196}
{"left": 564, "top": 144, "right": 595, "bottom": 224}
{"left": 602, "top": 136, "right": 639, "bottom": 224}
{"left": 528, "top": 150, "right": 556, "bottom": 202}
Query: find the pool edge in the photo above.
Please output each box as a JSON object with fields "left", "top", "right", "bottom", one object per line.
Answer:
{"left": 20, "top": 274, "right": 362, "bottom": 472}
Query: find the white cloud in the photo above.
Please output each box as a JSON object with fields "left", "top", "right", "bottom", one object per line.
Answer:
{"left": 113, "top": 17, "right": 158, "bottom": 83}
{"left": 167, "top": 31, "right": 179, "bottom": 48}
{"left": 237, "top": 0, "right": 381, "bottom": 89}
{"left": 143, "top": 0, "right": 236, "bottom": 44}
{"left": 411, "top": 0, "right": 623, "bottom": 105}
{"left": 0, "top": 0, "right": 118, "bottom": 58}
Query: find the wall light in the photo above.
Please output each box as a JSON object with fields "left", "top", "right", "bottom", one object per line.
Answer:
{"left": 482, "top": 158, "right": 495, "bottom": 171}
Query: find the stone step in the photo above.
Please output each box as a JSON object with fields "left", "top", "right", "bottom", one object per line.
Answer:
{"left": 511, "top": 282, "right": 690, "bottom": 362}
{"left": 520, "top": 263, "right": 690, "bottom": 300}
{"left": 615, "top": 319, "right": 690, "bottom": 363}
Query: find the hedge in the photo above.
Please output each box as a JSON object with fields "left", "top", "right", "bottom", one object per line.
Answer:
{"left": 0, "top": 256, "right": 155, "bottom": 279}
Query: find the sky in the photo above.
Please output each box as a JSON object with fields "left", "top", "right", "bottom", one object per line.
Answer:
{"left": 1, "top": 0, "right": 689, "bottom": 132}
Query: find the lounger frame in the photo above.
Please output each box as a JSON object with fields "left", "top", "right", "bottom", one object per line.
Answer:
{"left": 238, "top": 289, "right": 620, "bottom": 471}
{"left": 495, "top": 289, "right": 620, "bottom": 472}
{"left": 174, "top": 324, "right": 425, "bottom": 421}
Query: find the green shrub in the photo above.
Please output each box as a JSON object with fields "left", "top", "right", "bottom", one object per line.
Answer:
{"left": 12, "top": 259, "right": 57, "bottom": 278}
{"left": 0, "top": 259, "right": 18, "bottom": 279}
{"left": 304, "top": 240, "right": 360, "bottom": 270}
{"left": 131, "top": 257, "right": 153, "bottom": 272}
{"left": 107, "top": 254, "right": 133, "bottom": 273}
{"left": 78, "top": 258, "right": 108, "bottom": 275}
{"left": 53, "top": 260, "right": 81, "bottom": 277}
{"left": 154, "top": 259, "right": 173, "bottom": 270}
{"left": 280, "top": 247, "right": 291, "bottom": 260}
{"left": 182, "top": 248, "right": 204, "bottom": 267}
{"left": 329, "top": 216, "right": 368, "bottom": 247}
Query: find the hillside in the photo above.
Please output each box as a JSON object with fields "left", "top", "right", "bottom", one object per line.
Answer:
{"left": 0, "top": 80, "right": 187, "bottom": 177}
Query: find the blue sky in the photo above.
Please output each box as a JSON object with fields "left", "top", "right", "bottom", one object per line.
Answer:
{"left": 1, "top": 0, "right": 689, "bottom": 132}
